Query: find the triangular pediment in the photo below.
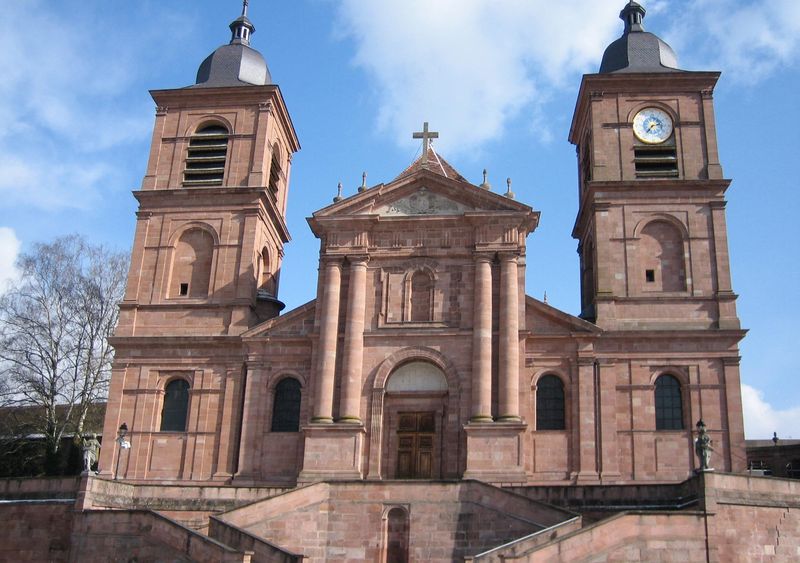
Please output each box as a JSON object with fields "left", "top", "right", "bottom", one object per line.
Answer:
{"left": 312, "top": 168, "right": 532, "bottom": 221}
{"left": 242, "top": 300, "right": 316, "bottom": 339}
{"left": 525, "top": 296, "right": 601, "bottom": 335}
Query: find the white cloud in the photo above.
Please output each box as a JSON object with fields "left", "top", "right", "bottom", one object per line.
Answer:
{"left": 0, "top": 1, "right": 154, "bottom": 210}
{"left": 0, "top": 227, "right": 21, "bottom": 293}
{"left": 335, "top": 0, "right": 800, "bottom": 153}
{"left": 335, "top": 0, "right": 621, "bottom": 154}
{"left": 655, "top": 0, "right": 800, "bottom": 83}
{"left": 741, "top": 384, "right": 800, "bottom": 439}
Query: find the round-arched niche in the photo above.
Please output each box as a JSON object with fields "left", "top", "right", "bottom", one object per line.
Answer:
{"left": 386, "top": 361, "right": 448, "bottom": 393}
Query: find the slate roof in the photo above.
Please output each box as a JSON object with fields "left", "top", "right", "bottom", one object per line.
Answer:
{"left": 599, "top": 1, "right": 681, "bottom": 74}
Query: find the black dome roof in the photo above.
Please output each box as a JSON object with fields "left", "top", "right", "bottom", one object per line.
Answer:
{"left": 599, "top": 1, "right": 681, "bottom": 74}
{"left": 192, "top": 5, "right": 272, "bottom": 88}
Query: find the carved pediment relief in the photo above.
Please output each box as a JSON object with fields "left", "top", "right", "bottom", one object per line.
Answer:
{"left": 371, "top": 187, "right": 469, "bottom": 216}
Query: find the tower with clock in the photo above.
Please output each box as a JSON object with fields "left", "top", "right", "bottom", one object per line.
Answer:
{"left": 568, "top": 0, "right": 746, "bottom": 476}
{"left": 570, "top": 0, "right": 739, "bottom": 333}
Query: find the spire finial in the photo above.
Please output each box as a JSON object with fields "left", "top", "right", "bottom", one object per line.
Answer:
{"left": 230, "top": 1, "right": 256, "bottom": 45}
{"left": 479, "top": 168, "right": 492, "bottom": 190}
{"left": 620, "top": 1, "right": 646, "bottom": 33}
{"left": 505, "top": 177, "right": 515, "bottom": 199}
{"left": 543, "top": 291, "right": 548, "bottom": 304}
{"left": 359, "top": 172, "right": 367, "bottom": 193}
{"left": 333, "top": 182, "right": 343, "bottom": 203}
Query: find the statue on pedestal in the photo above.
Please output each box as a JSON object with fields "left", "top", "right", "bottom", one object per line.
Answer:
{"left": 81, "top": 433, "right": 101, "bottom": 474}
{"left": 694, "top": 420, "right": 713, "bottom": 471}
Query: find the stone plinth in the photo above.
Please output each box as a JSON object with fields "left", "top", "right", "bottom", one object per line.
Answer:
{"left": 298, "top": 423, "right": 366, "bottom": 483}
{"left": 463, "top": 421, "right": 527, "bottom": 484}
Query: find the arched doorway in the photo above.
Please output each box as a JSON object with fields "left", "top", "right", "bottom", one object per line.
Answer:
{"left": 383, "top": 361, "right": 448, "bottom": 479}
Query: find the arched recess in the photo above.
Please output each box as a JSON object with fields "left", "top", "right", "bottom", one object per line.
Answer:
{"left": 169, "top": 226, "right": 217, "bottom": 298}
{"left": 402, "top": 267, "right": 438, "bottom": 322}
{"left": 368, "top": 347, "right": 459, "bottom": 480}
{"left": 382, "top": 506, "right": 410, "bottom": 563}
{"left": 258, "top": 245, "right": 278, "bottom": 296}
{"left": 636, "top": 218, "right": 687, "bottom": 293}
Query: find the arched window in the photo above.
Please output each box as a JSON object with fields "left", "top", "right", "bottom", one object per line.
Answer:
{"left": 536, "top": 375, "right": 566, "bottom": 430}
{"left": 170, "top": 228, "right": 214, "bottom": 298}
{"left": 655, "top": 375, "right": 684, "bottom": 430}
{"left": 640, "top": 221, "right": 686, "bottom": 292}
{"left": 184, "top": 124, "right": 229, "bottom": 186}
{"left": 271, "top": 378, "right": 301, "bottom": 432}
{"left": 160, "top": 379, "right": 190, "bottom": 432}
{"left": 384, "top": 507, "right": 409, "bottom": 563}
{"left": 410, "top": 271, "right": 433, "bottom": 322}
{"left": 268, "top": 143, "right": 282, "bottom": 195}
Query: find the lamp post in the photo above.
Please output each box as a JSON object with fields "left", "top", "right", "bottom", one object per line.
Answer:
{"left": 114, "top": 423, "right": 131, "bottom": 480}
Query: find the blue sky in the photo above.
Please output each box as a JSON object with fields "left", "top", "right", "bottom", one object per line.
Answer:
{"left": 0, "top": 0, "right": 798, "bottom": 438}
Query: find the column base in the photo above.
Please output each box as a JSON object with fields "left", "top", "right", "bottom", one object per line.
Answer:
{"left": 298, "top": 423, "right": 366, "bottom": 484}
{"left": 463, "top": 421, "right": 527, "bottom": 484}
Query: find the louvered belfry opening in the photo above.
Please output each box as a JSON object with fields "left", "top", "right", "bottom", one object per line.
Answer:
{"left": 634, "top": 140, "right": 678, "bottom": 178}
{"left": 184, "top": 124, "right": 229, "bottom": 186}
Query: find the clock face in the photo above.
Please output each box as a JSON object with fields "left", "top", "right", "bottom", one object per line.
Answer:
{"left": 633, "top": 108, "right": 674, "bottom": 144}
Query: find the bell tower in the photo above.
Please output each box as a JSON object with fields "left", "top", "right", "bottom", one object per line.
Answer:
{"left": 116, "top": 1, "right": 300, "bottom": 339}
{"left": 100, "top": 2, "right": 299, "bottom": 482}
{"left": 570, "top": 1, "right": 738, "bottom": 331}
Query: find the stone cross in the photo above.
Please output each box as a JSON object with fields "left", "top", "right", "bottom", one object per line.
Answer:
{"left": 413, "top": 122, "right": 439, "bottom": 166}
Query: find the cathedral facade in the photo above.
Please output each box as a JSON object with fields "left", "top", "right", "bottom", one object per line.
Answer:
{"left": 98, "top": 1, "right": 746, "bottom": 492}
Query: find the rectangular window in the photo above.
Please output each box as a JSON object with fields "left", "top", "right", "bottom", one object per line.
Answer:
{"left": 645, "top": 269, "right": 655, "bottom": 283}
{"left": 179, "top": 283, "right": 189, "bottom": 296}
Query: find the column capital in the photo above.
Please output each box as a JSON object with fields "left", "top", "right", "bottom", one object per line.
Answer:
{"left": 473, "top": 252, "right": 495, "bottom": 264}
{"left": 346, "top": 254, "right": 370, "bottom": 266}
{"left": 320, "top": 255, "right": 344, "bottom": 268}
{"left": 498, "top": 251, "right": 519, "bottom": 263}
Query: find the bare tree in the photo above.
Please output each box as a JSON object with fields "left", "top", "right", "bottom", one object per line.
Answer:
{"left": 0, "top": 235, "right": 127, "bottom": 474}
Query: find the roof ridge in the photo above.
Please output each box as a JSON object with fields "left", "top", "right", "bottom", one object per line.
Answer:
{"left": 393, "top": 147, "right": 469, "bottom": 183}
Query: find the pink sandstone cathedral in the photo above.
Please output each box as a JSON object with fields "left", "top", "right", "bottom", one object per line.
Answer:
{"left": 99, "top": 0, "right": 746, "bottom": 488}
{"left": 4, "top": 1, "right": 789, "bottom": 561}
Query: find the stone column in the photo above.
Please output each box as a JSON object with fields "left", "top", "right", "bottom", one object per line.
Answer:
{"left": 498, "top": 253, "right": 521, "bottom": 421}
{"left": 312, "top": 258, "right": 342, "bottom": 422}
{"left": 471, "top": 254, "right": 493, "bottom": 422}
{"left": 339, "top": 256, "right": 369, "bottom": 422}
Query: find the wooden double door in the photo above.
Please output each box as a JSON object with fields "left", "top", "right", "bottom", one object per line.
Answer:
{"left": 396, "top": 412, "right": 436, "bottom": 479}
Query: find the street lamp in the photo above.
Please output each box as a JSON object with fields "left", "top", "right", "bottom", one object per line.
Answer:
{"left": 114, "top": 423, "right": 131, "bottom": 480}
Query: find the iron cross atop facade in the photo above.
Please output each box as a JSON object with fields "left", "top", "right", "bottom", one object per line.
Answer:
{"left": 413, "top": 122, "right": 439, "bottom": 166}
